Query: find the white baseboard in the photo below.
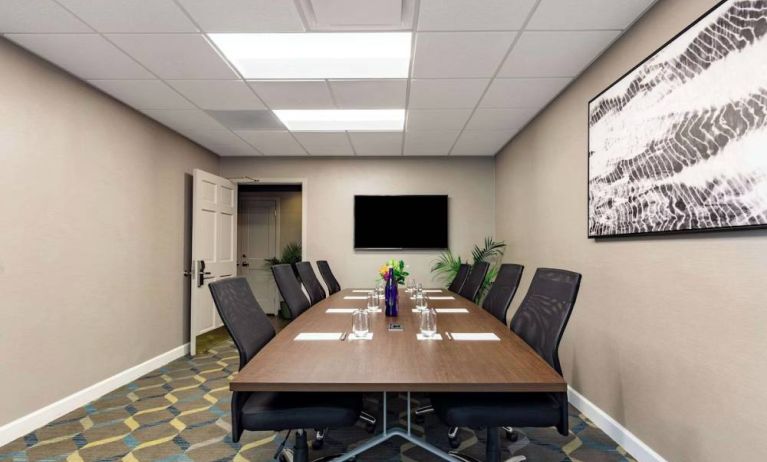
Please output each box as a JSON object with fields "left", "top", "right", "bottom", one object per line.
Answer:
{"left": 0, "top": 343, "right": 189, "bottom": 448}
{"left": 568, "top": 386, "right": 668, "bottom": 462}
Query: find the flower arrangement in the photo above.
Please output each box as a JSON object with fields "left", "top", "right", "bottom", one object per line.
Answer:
{"left": 378, "top": 259, "right": 409, "bottom": 285}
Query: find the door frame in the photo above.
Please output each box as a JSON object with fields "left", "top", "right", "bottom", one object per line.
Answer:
{"left": 231, "top": 178, "right": 307, "bottom": 261}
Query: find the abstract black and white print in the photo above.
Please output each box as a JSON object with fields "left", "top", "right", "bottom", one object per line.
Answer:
{"left": 588, "top": 0, "right": 767, "bottom": 237}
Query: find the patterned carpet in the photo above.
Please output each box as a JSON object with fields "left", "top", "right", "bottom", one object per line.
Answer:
{"left": 0, "top": 339, "right": 636, "bottom": 461}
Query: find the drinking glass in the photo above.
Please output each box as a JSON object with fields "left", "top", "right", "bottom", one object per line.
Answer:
{"left": 376, "top": 281, "right": 385, "bottom": 299}
{"left": 417, "top": 283, "right": 423, "bottom": 293}
{"left": 420, "top": 309, "right": 437, "bottom": 338}
{"left": 367, "top": 292, "right": 378, "bottom": 311}
{"left": 407, "top": 278, "right": 415, "bottom": 293}
{"left": 352, "top": 309, "right": 370, "bottom": 337}
{"left": 415, "top": 292, "right": 428, "bottom": 311}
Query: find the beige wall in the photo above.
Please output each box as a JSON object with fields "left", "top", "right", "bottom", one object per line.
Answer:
{"left": 221, "top": 157, "right": 495, "bottom": 289}
{"left": 0, "top": 39, "right": 219, "bottom": 425}
{"left": 495, "top": 1, "right": 767, "bottom": 461}
{"left": 241, "top": 190, "right": 303, "bottom": 250}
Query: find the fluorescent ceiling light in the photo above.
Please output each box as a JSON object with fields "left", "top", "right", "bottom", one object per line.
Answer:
{"left": 208, "top": 32, "right": 412, "bottom": 79}
{"left": 274, "top": 109, "right": 405, "bottom": 131}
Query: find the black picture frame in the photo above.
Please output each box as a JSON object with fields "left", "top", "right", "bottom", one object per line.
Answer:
{"left": 587, "top": 0, "right": 767, "bottom": 238}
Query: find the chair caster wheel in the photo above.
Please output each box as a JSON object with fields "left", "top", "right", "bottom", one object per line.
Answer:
{"left": 414, "top": 414, "right": 425, "bottom": 424}
{"left": 312, "top": 439, "right": 324, "bottom": 450}
{"left": 506, "top": 430, "right": 518, "bottom": 442}
{"left": 448, "top": 437, "right": 460, "bottom": 449}
{"left": 365, "top": 422, "right": 375, "bottom": 433}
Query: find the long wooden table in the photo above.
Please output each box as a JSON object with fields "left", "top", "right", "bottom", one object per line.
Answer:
{"left": 231, "top": 288, "right": 566, "bottom": 461}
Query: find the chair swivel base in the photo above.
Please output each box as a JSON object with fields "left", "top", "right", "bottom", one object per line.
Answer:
{"left": 277, "top": 430, "right": 352, "bottom": 462}
{"left": 446, "top": 427, "right": 527, "bottom": 462}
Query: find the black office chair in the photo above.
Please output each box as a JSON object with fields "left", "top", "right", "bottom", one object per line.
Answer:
{"left": 208, "top": 277, "right": 362, "bottom": 462}
{"left": 316, "top": 260, "right": 341, "bottom": 295}
{"left": 447, "top": 263, "right": 470, "bottom": 293}
{"left": 271, "top": 264, "right": 378, "bottom": 437}
{"left": 431, "top": 268, "right": 582, "bottom": 462}
{"left": 296, "top": 261, "right": 326, "bottom": 305}
{"left": 272, "top": 263, "right": 311, "bottom": 318}
{"left": 458, "top": 261, "right": 490, "bottom": 303}
{"left": 482, "top": 263, "right": 524, "bottom": 325}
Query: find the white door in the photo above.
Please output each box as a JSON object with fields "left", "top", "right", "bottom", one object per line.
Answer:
{"left": 238, "top": 199, "right": 279, "bottom": 315}
{"left": 191, "top": 169, "right": 237, "bottom": 356}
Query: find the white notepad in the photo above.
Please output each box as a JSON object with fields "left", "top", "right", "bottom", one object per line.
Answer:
{"left": 435, "top": 308, "right": 469, "bottom": 313}
{"left": 429, "top": 296, "right": 455, "bottom": 300}
{"left": 416, "top": 333, "right": 443, "bottom": 341}
{"left": 411, "top": 308, "right": 429, "bottom": 313}
{"left": 325, "top": 308, "right": 357, "bottom": 313}
{"left": 294, "top": 332, "right": 342, "bottom": 341}
{"left": 352, "top": 289, "right": 373, "bottom": 293}
{"left": 348, "top": 332, "right": 373, "bottom": 341}
{"left": 423, "top": 289, "right": 442, "bottom": 293}
{"left": 450, "top": 333, "right": 500, "bottom": 341}
{"left": 344, "top": 296, "right": 369, "bottom": 300}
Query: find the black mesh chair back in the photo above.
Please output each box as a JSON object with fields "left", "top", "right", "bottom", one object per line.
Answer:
{"left": 458, "top": 261, "right": 490, "bottom": 302}
{"left": 209, "top": 277, "right": 275, "bottom": 370}
{"left": 272, "top": 264, "right": 311, "bottom": 318}
{"left": 447, "top": 263, "right": 470, "bottom": 293}
{"left": 510, "top": 268, "right": 582, "bottom": 374}
{"left": 317, "top": 260, "right": 341, "bottom": 295}
{"left": 482, "top": 263, "right": 524, "bottom": 324}
{"left": 295, "top": 261, "right": 326, "bottom": 305}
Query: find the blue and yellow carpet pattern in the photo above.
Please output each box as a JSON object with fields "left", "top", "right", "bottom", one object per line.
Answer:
{"left": 0, "top": 340, "right": 636, "bottom": 461}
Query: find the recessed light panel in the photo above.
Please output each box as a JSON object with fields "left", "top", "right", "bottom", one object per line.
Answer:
{"left": 208, "top": 32, "right": 412, "bottom": 79}
{"left": 273, "top": 109, "right": 405, "bottom": 131}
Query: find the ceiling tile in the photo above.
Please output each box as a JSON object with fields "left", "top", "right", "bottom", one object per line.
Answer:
{"left": 418, "top": 0, "right": 536, "bottom": 31}
{"left": 235, "top": 130, "right": 307, "bottom": 155}
{"left": 527, "top": 0, "right": 655, "bottom": 30}
{"left": 294, "top": 132, "right": 354, "bottom": 155}
{"left": 6, "top": 34, "right": 153, "bottom": 79}
{"left": 348, "top": 132, "right": 403, "bottom": 156}
{"left": 248, "top": 81, "right": 334, "bottom": 109}
{"left": 406, "top": 109, "right": 472, "bottom": 130}
{"left": 206, "top": 110, "right": 285, "bottom": 130}
{"left": 329, "top": 80, "right": 407, "bottom": 109}
{"left": 106, "top": 34, "right": 237, "bottom": 79}
{"left": 451, "top": 130, "right": 515, "bottom": 155}
{"left": 310, "top": 0, "right": 402, "bottom": 26}
{"left": 191, "top": 131, "right": 262, "bottom": 156}
{"left": 465, "top": 108, "right": 536, "bottom": 131}
{"left": 498, "top": 30, "right": 620, "bottom": 78}
{"left": 142, "top": 109, "right": 225, "bottom": 132}
{"left": 57, "top": 0, "right": 198, "bottom": 33}
{"left": 177, "top": 0, "right": 305, "bottom": 32}
{"left": 88, "top": 80, "right": 193, "bottom": 109}
{"left": 404, "top": 130, "right": 460, "bottom": 156}
{"left": 480, "top": 78, "right": 571, "bottom": 108}
{"left": 0, "top": 0, "right": 91, "bottom": 33}
{"left": 413, "top": 32, "right": 516, "bottom": 78}
{"left": 167, "top": 80, "right": 265, "bottom": 110}
{"left": 408, "top": 79, "right": 489, "bottom": 109}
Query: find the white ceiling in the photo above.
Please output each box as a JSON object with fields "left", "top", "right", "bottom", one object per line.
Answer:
{"left": 0, "top": 0, "right": 656, "bottom": 157}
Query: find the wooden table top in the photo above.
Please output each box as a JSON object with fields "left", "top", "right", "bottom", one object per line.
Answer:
{"left": 231, "top": 288, "right": 566, "bottom": 393}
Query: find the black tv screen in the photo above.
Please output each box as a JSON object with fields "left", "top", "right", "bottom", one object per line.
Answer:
{"left": 355, "top": 195, "right": 448, "bottom": 249}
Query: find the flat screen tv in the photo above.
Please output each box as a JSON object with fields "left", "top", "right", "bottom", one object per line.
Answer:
{"left": 355, "top": 195, "right": 448, "bottom": 249}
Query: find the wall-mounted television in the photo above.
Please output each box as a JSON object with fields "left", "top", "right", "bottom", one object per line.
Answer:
{"left": 354, "top": 195, "right": 448, "bottom": 250}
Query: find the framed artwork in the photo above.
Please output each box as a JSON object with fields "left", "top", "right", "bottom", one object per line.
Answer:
{"left": 588, "top": 0, "right": 767, "bottom": 237}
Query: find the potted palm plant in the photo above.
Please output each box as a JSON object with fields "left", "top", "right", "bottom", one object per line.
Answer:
{"left": 431, "top": 237, "right": 506, "bottom": 301}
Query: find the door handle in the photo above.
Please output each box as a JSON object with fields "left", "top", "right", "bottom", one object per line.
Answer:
{"left": 197, "top": 261, "right": 213, "bottom": 287}
{"left": 241, "top": 254, "right": 249, "bottom": 267}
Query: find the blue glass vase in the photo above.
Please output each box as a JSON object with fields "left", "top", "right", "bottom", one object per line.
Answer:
{"left": 384, "top": 267, "right": 398, "bottom": 317}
